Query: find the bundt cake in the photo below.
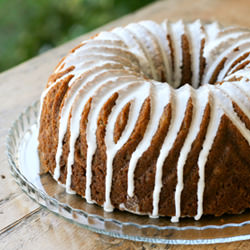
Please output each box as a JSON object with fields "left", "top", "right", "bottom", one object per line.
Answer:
{"left": 38, "top": 20, "right": 250, "bottom": 222}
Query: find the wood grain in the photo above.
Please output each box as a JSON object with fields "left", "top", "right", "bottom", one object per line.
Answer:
{"left": 1, "top": 0, "right": 250, "bottom": 249}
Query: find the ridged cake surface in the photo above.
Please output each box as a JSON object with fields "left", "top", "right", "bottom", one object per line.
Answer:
{"left": 38, "top": 20, "right": 250, "bottom": 222}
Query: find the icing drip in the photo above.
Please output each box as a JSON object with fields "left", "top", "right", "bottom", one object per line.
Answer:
{"left": 203, "top": 39, "right": 250, "bottom": 83}
{"left": 226, "top": 55, "right": 250, "bottom": 76}
{"left": 213, "top": 85, "right": 250, "bottom": 144}
{"left": 152, "top": 84, "right": 191, "bottom": 217}
{"left": 112, "top": 27, "right": 152, "bottom": 79}
{"left": 127, "top": 82, "right": 171, "bottom": 198}
{"left": 171, "top": 86, "right": 209, "bottom": 222}
{"left": 126, "top": 24, "right": 159, "bottom": 80}
{"left": 67, "top": 74, "right": 143, "bottom": 196}
{"left": 104, "top": 82, "right": 151, "bottom": 211}
{"left": 195, "top": 84, "right": 250, "bottom": 221}
{"left": 140, "top": 20, "right": 172, "bottom": 83}
{"left": 55, "top": 64, "right": 122, "bottom": 182}
{"left": 168, "top": 20, "right": 185, "bottom": 88}
{"left": 195, "top": 87, "right": 224, "bottom": 220}
{"left": 217, "top": 45, "right": 250, "bottom": 81}
{"left": 84, "top": 78, "right": 150, "bottom": 204}
{"left": 186, "top": 20, "right": 204, "bottom": 88}
{"left": 220, "top": 82, "right": 250, "bottom": 119}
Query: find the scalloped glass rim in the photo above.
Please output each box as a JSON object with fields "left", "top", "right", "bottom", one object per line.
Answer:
{"left": 6, "top": 101, "right": 250, "bottom": 245}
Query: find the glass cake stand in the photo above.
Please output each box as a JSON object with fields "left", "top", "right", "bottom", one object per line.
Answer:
{"left": 6, "top": 101, "right": 250, "bottom": 245}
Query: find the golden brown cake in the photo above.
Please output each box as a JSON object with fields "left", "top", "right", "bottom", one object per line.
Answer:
{"left": 38, "top": 20, "right": 250, "bottom": 222}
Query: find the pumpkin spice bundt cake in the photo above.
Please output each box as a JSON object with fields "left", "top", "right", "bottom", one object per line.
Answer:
{"left": 38, "top": 20, "right": 250, "bottom": 222}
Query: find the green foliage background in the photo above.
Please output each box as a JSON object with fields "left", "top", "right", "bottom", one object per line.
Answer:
{"left": 0, "top": 0, "right": 155, "bottom": 72}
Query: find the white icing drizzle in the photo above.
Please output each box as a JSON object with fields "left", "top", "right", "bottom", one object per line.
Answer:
{"left": 126, "top": 23, "right": 158, "bottom": 80}
{"left": 171, "top": 86, "right": 209, "bottom": 222}
{"left": 220, "top": 82, "right": 250, "bottom": 119}
{"left": 161, "top": 19, "right": 173, "bottom": 83}
{"left": 66, "top": 73, "right": 142, "bottom": 195}
{"left": 83, "top": 78, "right": 149, "bottom": 204}
{"left": 186, "top": 20, "right": 204, "bottom": 88}
{"left": 203, "top": 36, "right": 250, "bottom": 84}
{"left": 37, "top": 83, "right": 55, "bottom": 129}
{"left": 235, "top": 79, "right": 250, "bottom": 99}
{"left": 127, "top": 82, "right": 171, "bottom": 197}
{"left": 213, "top": 86, "right": 250, "bottom": 144}
{"left": 168, "top": 20, "right": 185, "bottom": 88}
{"left": 226, "top": 67, "right": 250, "bottom": 83}
{"left": 152, "top": 84, "right": 191, "bottom": 217}
{"left": 217, "top": 45, "right": 250, "bottom": 81}
{"left": 38, "top": 20, "right": 250, "bottom": 223}
{"left": 140, "top": 20, "right": 172, "bottom": 83}
{"left": 226, "top": 54, "right": 250, "bottom": 76}
{"left": 195, "top": 84, "right": 250, "bottom": 221}
{"left": 195, "top": 87, "right": 224, "bottom": 220}
{"left": 112, "top": 27, "right": 152, "bottom": 78}
{"left": 54, "top": 63, "right": 125, "bottom": 183}
{"left": 104, "top": 82, "right": 151, "bottom": 211}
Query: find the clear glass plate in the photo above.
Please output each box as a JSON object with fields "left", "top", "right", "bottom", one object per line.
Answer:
{"left": 6, "top": 101, "right": 250, "bottom": 245}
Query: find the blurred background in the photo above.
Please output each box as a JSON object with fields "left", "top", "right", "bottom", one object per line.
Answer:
{"left": 0, "top": 0, "right": 156, "bottom": 72}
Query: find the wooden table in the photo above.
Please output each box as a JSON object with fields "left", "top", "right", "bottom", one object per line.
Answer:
{"left": 1, "top": 0, "right": 250, "bottom": 249}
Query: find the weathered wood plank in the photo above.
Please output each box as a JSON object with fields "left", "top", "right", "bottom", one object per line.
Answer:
{"left": 0, "top": 193, "right": 39, "bottom": 231}
{"left": 1, "top": 208, "right": 249, "bottom": 250}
